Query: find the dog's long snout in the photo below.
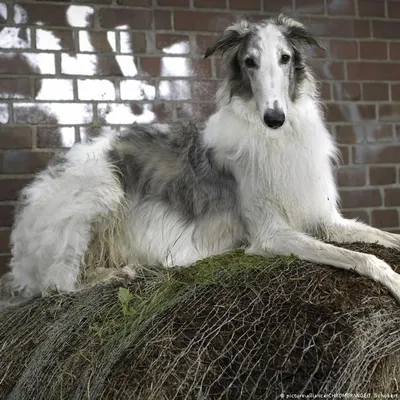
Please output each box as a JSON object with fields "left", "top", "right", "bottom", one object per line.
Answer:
{"left": 263, "top": 108, "right": 285, "bottom": 129}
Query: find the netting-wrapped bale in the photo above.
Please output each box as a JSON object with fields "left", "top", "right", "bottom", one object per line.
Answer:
{"left": 1, "top": 243, "right": 400, "bottom": 399}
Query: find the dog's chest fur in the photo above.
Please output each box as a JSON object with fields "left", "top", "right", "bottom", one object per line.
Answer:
{"left": 204, "top": 97, "right": 339, "bottom": 232}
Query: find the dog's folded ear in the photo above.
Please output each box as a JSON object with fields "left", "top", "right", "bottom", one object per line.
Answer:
{"left": 204, "top": 20, "right": 250, "bottom": 59}
{"left": 276, "top": 15, "right": 326, "bottom": 51}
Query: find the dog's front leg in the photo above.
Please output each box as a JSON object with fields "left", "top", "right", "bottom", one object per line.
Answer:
{"left": 320, "top": 215, "right": 400, "bottom": 250}
{"left": 249, "top": 224, "right": 400, "bottom": 303}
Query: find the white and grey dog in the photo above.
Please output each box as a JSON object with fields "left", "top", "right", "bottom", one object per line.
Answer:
{"left": 5, "top": 15, "right": 400, "bottom": 302}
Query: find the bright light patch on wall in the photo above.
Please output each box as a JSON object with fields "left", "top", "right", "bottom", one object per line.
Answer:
{"left": 120, "top": 80, "right": 155, "bottom": 101}
{"left": 159, "top": 80, "right": 191, "bottom": 100}
{"left": 98, "top": 103, "right": 155, "bottom": 124}
{"left": 78, "top": 30, "right": 94, "bottom": 52}
{"left": 66, "top": 5, "right": 93, "bottom": 28}
{"left": 61, "top": 54, "right": 97, "bottom": 76}
{"left": 0, "top": 104, "right": 8, "bottom": 124}
{"left": 36, "top": 79, "right": 74, "bottom": 101}
{"left": 13, "top": 4, "right": 28, "bottom": 24}
{"left": 15, "top": 103, "right": 93, "bottom": 125}
{"left": 36, "top": 29, "right": 62, "bottom": 50}
{"left": 119, "top": 30, "right": 132, "bottom": 54}
{"left": 107, "top": 29, "right": 137, "bottom": 77}
{"left": 0, "top": 3, "right": 7, "bottom": 20}
{"left": 107, "top": 32, "right": 116, "bottom": 52}
{"left": 78, "top": 79, "right": 116, "bottom": 101}
{"left": 0, "top": 27, "right": 31, "bottom": 49}
{"left": 59, "top": 127, "right": 76, "bottom": 148}
{"left": 163, "top": 42, "right": 190, "bottom": 55}
{"left": 161, "top": 47, "right": 190, "bottom": 77}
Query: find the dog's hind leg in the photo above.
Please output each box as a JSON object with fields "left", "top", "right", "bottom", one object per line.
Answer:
{"left": 5, "top": 152, "right": 124, "bottom": 297}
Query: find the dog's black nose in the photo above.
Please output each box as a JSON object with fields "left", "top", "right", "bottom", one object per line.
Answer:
{"left": 263, "top": 108, "right": 285, "bottom": 129}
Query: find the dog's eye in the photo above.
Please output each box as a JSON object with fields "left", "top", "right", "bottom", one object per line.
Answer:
{"left": 244, "top": 57, "right": 256, "bottom": 68}
{"left": 281, "top": 54, "right": 291, "bottom": 64}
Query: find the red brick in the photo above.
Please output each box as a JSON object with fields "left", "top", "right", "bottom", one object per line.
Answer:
{"left": 335, "top": 126, "right": 361, "bottom": 144}
{"left": 373, "top": 21, "right": 400, "bottom": 39}
{"left": 371, "top": 209, "right": 398, "bottom": 229}
{"left": 263, "top": 0, "right": 293, "bottom": 12}
{"left": 310, "top": 60, "right": 345, "bottom": 80}
{"left": 230, "top": 0, "right": 260, "bottom": 10}
{"left": 329, "top": 40, "right": 358, "bottom": 59}
{"left": 388, "top": 1, "right": 400, "bottom": 18}
{"left": 196, "top": 34, "right": 218, "bottom": 55}
{"left": 176, "top": 102, "right": 216, "bottom": 120}
{"left": 191, "top": 80, "right": 219, "bottom": 100}
{"left": 338, "top": 145, "right": 350, "bottom": 164}
{"left": 194, "top": 0, "right": 226, "bottom": 7}
{"left": 0, "top": 179, "right": 32, "bottom": 201}
{"left": 379, "top": 104, "right": 400, "bottom": 122}
{"left": 0, "top": 127, "right": 32, "bottom": 149}
{"left": 347, "top": 62, "right": 400, "bottom": 81}
{"left": 156, "top": 34, "right": 190, "bottom": 52}
{"left": 385, "top": 189, "right": 400, "bottom": 207}
{"left": 333, "top": 82, "right": 361, "bottom": 101}
{"left": 363, "top": 83, "right": 389, "bottom": 101}
{"left": 128, "top": 32, "right": 147, "bottom": 53}
{"left": 74, "top": 0, "right": 111, "bottom": 3}
{"left": 155, "top": 10, "right": 172, "bottom": 30}
{"left": 326, "top": 0, "right": 355, "bottom": 14}
{"left": 360, "top": 42, "right": 387, "bottom": 60}
{"left": 296, "top": 0, "right": 325, "bottom": 14}
{"left": 340, "top": 189, "right": 381, "bottom": 208}
{"left": 0, "top": 230, "right": 10, "bottom": 253}
{"left": 342, "top": 210, "right": 369, "bottom": 224}
{"left": 1, "top": 151, "right": 53, "bottom": 174}
{"left": 157, "top": 0, "right": 190, "bottom": 6}
{"left": 308, "top": 18, "right": 369, "bottom": 38}
{"left": 0, "top": 205, "right": 14, "bottom": 228}
{"left": 358, "top": 0, "right": 385, "bottom": 17}
{"left": 116, "top": 0, "right": 152, "bottom": 5}
{"left": 0, "top": 255, "right": 10, "bottom": 276}
{"left": 320, "top": 82, "right": 331, "bottom": 101}
{"left": 354, "top": 145, "right": 400, "bottom": 164}
{"left": 364, "top": 125, "right": 393, "bottom": 143}
{"left": 338, "top": 125, "right": 393, "bottom": 144}
{"left": 337, "top": 167, "right": 366, "bottom": 187}
{"left": 16, "top": 3, "right": 73, "bottom": 26}
{"left": 99, "top": 8, "right": 152, "bottom": 29}
{"left": 174, "top": 11, "right": 237, "bottom": 32}
{"left": 389, "top": 43, "right": 400, "bottom": 60}
{"left": 370, "top": 167, "right": 396, "bottom": 186}
{"left": 0, "top": 78, "right": 31, "bottom": 99}
{"left": 392, "top": 84, "right": 400, "bottom": 101}
{"left": 80, "top": 31, "right": 113, "bottom": 52}
{"left": 326, "top": 103, "right": 375, "bottom": 122}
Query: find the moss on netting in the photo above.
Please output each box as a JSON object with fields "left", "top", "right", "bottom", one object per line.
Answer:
{"left": 1, "top": 244, "right": 400, "bottom": 399}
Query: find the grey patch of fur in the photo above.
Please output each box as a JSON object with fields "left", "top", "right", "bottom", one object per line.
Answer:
{"left": 273, "top": 15, "right": 325, "bottom": 101}
{"left": 204, "top": 20, "right": 257, "bottom": 101}
{"left": 108, "top": 122, "right": 240, "bottom": 222}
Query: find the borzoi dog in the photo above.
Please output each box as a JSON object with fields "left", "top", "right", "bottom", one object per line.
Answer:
{"left": 4, "top": 15, "right": 400, "bottom": 303}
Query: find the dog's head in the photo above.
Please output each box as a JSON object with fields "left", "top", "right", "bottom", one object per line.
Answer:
{"left": 205, "top": 15, "right": 325, "bottom": 129}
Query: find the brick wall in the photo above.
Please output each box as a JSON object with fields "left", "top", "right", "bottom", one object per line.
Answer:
{"left": 1, "top": 0, "right": 400, "bottom": 273}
